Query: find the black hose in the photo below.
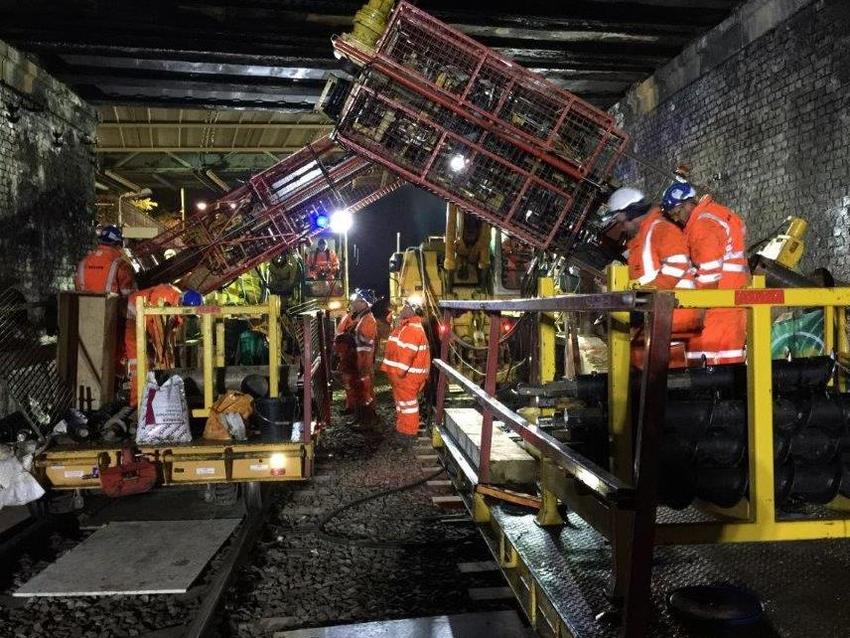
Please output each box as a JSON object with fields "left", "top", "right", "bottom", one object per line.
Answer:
{"left": 316, "top": 466, "right": 473, "bottom": 549}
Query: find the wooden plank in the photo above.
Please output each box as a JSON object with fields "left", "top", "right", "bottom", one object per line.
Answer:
{"left": 476, "top": 484, "right": 542, "bottom": 509}
{"left": 444, "top": 408, "right": 537, "bottom": 485}
{"left": 432, "top": 495, "right": 464, "bottom": 509}
{"left": 426, "top": 480, "right": 453, "bottom": 488}
{"left": 14, "top": 519, "right": 240, "bottom": 597}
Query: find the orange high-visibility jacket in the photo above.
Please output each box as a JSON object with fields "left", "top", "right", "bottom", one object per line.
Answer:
{"left": 75, "top": 245, "right": 137, "bottom": 297}
{"left": 381, "top": 315, "right": 431, "bottom": 379}
{"left": 308, "top": 248, "right": 340, "bottom": 277}
{"left": 684, "top": 196, "right": 749, "bottom": 290}
{"left": 337, "top": 310, "right": 377, "bottom": 372}
{"left": 627, "top": 208, "right": 695, "bottom": 290}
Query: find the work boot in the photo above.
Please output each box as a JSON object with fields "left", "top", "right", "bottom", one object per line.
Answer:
{"left": 358, "top": 404, "right": 382, "bottom": 434}
{"left": 345, "top": 406, "right": 362, "bottom": 427}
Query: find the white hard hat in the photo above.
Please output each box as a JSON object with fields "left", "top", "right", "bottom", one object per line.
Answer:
{"left": 607, "top": 187, "right": 646, "bottom": 213}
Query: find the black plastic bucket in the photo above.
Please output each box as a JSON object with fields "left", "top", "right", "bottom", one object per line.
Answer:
{"left": 254, "top": 396, "right": 296, "bottom": 442}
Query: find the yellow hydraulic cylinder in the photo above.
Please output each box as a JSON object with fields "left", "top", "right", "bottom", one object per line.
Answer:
{"left": 537, "top": 277, "right": 556, "bottom": 384}
{"left": 443, "top": 202, "right": 458, "bottom": 272}
{"left": 350, "top": 0, "right": 395, "bottom": 50}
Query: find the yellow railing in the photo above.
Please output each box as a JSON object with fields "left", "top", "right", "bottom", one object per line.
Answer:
{"left": 610, "top": 265, "right": 850, "bottom": 543}
{"left": 135, "top": 295, "right": 282, "bottom": 418}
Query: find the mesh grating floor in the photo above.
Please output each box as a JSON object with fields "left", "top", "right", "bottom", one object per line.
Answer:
{"left": 490, "top": 504, "right": 850, "bottom": 637}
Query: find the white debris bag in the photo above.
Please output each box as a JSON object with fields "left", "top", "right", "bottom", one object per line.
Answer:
{"left": 136, "top": 373, "right": 192, "bottom": 444}
{"left": 0, "top": 445, "right": 44, "bottom": 508}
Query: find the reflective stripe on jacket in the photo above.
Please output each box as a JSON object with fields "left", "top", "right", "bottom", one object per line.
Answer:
{"left": 627, "top": 209, "right": 695, "bottom": 290}
{"left": 684, "top": 196, "right": 749, "bottom": 290}
{"left": 381, "top": 316, "right": 431, "bottom": 379}
{"left": 337, "top": 310, "right": 377, "bottom": 373}
{"left": 74, "top": 245, "right": 137, "bottom": 296}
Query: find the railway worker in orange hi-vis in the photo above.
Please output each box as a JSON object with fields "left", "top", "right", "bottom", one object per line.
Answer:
{"left": 608, "top": 187, "right": 703, "bottom": 334}
{"left": 125, "top": 286, "right": 203, "bottom": 406}
{"left": 659, "top": 181, "right": 750, "bottom": 366}
{"left": 381, "top": 298, "right": 431, "bottom": 436}
{"left": 336, "top": 288, "right": 379, "bottom": 428}
{"left": 74, "top": 225, "right": 137, "bottom": 299}
{"left": 75, "top": 224, "right": 138, "bottom": 379}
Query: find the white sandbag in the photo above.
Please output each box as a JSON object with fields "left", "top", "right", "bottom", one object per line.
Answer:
{"left": 136, "top": 373, "right": 192, "bottom": 444}
{"left": 0, "top": 446, "right": 44, "bottom": 508}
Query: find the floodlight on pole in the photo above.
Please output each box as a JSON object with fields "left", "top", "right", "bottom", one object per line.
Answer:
{"left": 330, "top": 208, "right": 353, "bottom": 234}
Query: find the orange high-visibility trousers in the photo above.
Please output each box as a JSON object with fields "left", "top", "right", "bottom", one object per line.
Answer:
{"left": 686, "top": 308, "right": 747, "bottom": 366}
{"left": 341, "top": 370, "right": 374, "bottom": 409}
{"left": 390, "top": 375, "right": 427, "bottom": 435}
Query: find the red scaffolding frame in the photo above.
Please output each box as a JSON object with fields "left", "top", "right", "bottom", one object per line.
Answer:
{"left": 332, "top": 1, "right": 628, "bottom": 254}
{"left": 134, "top": 136, "right": 404, "bottom": 293}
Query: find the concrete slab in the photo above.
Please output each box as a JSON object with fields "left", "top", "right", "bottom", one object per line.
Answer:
{"left": 443, "top": 408, "right": 537, "bottom": 485}
{"left": 14, "top": 518, "right": 241, "bottom": 596}
{"left": 275, "top": 610, "right": 531, "bottom": 637}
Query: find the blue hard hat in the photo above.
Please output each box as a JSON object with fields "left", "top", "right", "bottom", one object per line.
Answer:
{"left": 661, "top": 181, "right": 697, "bottom": 212}
{"left": 98, "top": 224, "right": 123, "bottom": 245}
{"left": 351, "top": 288, "right": 376, "bottom": 306}
{"left": 181, "top": 289, "right": 204, "bottom": 306}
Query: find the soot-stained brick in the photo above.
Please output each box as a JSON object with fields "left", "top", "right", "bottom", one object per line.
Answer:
{"left": 612, "top": 0, "right": 850, "bottom": 280}
{"left": 0, "top": 54, "right": 97, "bottom": 301}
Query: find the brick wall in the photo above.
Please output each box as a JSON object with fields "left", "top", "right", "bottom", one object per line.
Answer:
{"left": 610, "top": 0, "right": 850, "bottom": 279}
{"left": 0, "top": 40, "right": 98, "bottom": 300}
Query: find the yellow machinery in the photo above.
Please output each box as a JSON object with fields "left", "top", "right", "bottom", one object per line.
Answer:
{"left": 37, "top": 294, "right": 329, "bottom": 490}
{"left": 756, "top": 216, "right": 808, "bottom": 270}
{"left": 390, "top": 203, "right": 533, "bottom": 381}
{"left": 430, "top": 266, "right": 850, "bottom": 636}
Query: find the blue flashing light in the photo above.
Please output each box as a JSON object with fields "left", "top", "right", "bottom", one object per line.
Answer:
{"left": 314, "top": 213, "right": 330, "bottom": 229}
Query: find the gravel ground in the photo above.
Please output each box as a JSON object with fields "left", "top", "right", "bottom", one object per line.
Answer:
{"left": 0, "top": 381, "right": 514, "bottom": 638}
{"left": 226, "top": 381, "right": 512, "bottom": 636}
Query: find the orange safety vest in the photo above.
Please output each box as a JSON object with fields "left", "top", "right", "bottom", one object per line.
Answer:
{"left": 308, "top": 248, "right": 339, "bottom": 276}
{"left": 684, "top": 196, "right": 749, "bottom": 290}
{"left": 75, "top": 245, "right": 137, "bottom": 297}
{"left": 337, "top": 310, "right": 377, "bottom": 372}
{"left": 381, "top": 315, "right": 431, "bottom": 379}
{"left": 627, "top": 208, "right": 694, "bottom": 290}
{"left": 683, "top": 196, "right": 749, "bottom": 365}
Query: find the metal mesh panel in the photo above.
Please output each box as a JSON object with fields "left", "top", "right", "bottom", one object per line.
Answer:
{"left": 0, "top": 289, "right": 73, "bottom": 436}
{"left": 369, "top": 1, "right": 628, "bottom": 179}
{"left": 336, "top": 73, "right": 602, "bottom": 250}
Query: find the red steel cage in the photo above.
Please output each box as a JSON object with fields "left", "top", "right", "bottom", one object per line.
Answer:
{"left": 333, "top": 1, "right": 628, "bottom": 253}
{"left": 134, "top": 136, "right": 403, "bottom": 293}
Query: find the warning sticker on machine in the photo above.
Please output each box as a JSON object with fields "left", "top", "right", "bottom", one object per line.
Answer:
{"left": 249, "top": 464, "right": 269, "bottom": 471}
{"left": 63, "top": 470, "right": 85, "bottom": 479}
{"left": 735, "top": 289, "right": 785, "bottom": 305}
{"left": 195, "top": 467, "right": 217, "bottom": 475}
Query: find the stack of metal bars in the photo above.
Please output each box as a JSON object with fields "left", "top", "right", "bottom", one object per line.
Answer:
{"left": 0, "top": 288, "right": 73, "bottom": 439}
{"left": 333, "top": 1, "right": 628, "bottom": 254}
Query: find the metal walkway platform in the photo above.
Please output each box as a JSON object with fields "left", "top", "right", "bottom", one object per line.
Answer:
{"left": 485, "top": 503, "right": 850, "bottom": 637}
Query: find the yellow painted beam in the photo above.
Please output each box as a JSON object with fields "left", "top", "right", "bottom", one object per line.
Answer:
{"left": 607, "top": 265, "right": 632, "bottom": 482}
